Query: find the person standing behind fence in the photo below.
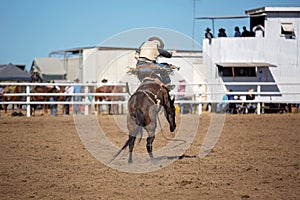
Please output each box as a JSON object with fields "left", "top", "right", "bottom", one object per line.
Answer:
{"left": 31, "top": 68, "right": 43, "bottom": 83}
{"left": 216, "top": 93, "right": 229, "bottom": 113}
{"left": 0, "top": 85, "right": 4, "bottom": 111}
{"left": 177, "top": 80, "right": 186, "bottom": 114}
{"left": 246, "top": 88, "right": 256, "bottom": 113}
{"left": 73, "top": 78, "right": 82, "bottom": 115}
{"left": 64, "top": 82, "right": 74, "bottom": 116}
{"left": 49, "top": 81, "right": 60, "bottom": 116}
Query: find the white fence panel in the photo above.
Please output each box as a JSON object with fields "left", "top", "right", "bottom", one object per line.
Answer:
{"left": 1, "top": 82, "right": 300, "bottom": 117}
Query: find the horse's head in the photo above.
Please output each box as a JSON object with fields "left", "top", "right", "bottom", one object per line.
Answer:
{"left": 162, "top": 86, "right": 176, "bottom": 132}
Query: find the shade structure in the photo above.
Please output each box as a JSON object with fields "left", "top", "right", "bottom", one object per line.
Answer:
{"left": 0, "top": 63, "right": 31, "bottom": 81}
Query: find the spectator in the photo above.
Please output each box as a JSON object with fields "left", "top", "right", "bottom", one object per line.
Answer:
{"left": 0, "top": 85, "right": 4, "bottom": 110}
{"left": 252, "top": 24, "right": 265, "bottom": 37}
{"left": 49, "top": 81, "right": 60, "bottom": 116}
{"left": 64, "top": 82, "right": 74, "bottom": 116}
{"left": 234, "top": 26, "right": 241, "bottom": 37}
{"left": 227, "top": 89, "right": 237, "bottom": 114}
{"left": 204, "top": 27, "right": 214, "bottom": 45}
{"left": 218, "top": 28, "right": 227, "bottom": 37}
{"left": 177, "top": 80, "right": 186, "bottom": 114}
{"left": 216, "top": 93, "right": 229, "bottom": 113}
{"left": 235, "top": 95, "right": 245, "bottom": 114}
{"left": 31, "top": 68, "right": 43, "bottom": 83}
{"left": 241, "top": 26, "right": 251, "bottom": 37}
{"left": 246, "top": 88, "right": 256, "bottom": 113}
{"left": 237, "top": 68, "right": 247, "bottom": 76}
{"left": 73, "top": 78, "right": 82, "bottom": 115}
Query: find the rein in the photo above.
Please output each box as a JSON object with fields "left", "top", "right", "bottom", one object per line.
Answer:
{"left": 137, "top": 87, "right": 163, "bottom": 105}
{"left": 137, "top": 86, "right": 177, "bottom": 141}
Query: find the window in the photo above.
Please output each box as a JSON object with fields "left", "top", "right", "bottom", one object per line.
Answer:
{"left": 281, "top": 23, "right": 295, "bottom": 39}
{"left": 218, "top": 66, "right": 256, "bottom": 77}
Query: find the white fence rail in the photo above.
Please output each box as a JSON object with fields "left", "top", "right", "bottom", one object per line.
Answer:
{"left": 1, "top": 82, "right": 300, "bottom": 117}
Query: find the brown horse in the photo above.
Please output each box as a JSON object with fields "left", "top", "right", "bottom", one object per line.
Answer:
{"left": 2, "top": 85, "right": 24, "bottom": 113}
{"left": 30, "top": 86, "right": 60, "bottom": 116}
{"left": 111, "top": 80, "right": 176, "bottom": 163}
{"left": 94, "top": 85, "right": 127, "bottom": 114}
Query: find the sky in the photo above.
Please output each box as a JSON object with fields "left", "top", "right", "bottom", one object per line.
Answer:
{"left": 0, "top": 0, "right": 299, "bottom": 71}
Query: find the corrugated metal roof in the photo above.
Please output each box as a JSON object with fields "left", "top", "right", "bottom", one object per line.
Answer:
{"left": 216, "top": 62, "right": 276, "bottom": 67}
{"left": 49, "top": 46, "right": 202, "bottom": 56}
{"left": 245, "top": 7, "right": 300, "bottom": 15}
{"left": 32, "top": 58, "right": 66, "bottom": 75}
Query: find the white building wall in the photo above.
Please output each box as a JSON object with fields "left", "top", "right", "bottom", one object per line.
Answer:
{"left": 203, "top": 9, "right": 300, "bottom": 102}
{"left": 83, "top": 48, "right": 98, "bottom": 82}
{"left": 82, "top": 48, "right": 204, "bottom": 85}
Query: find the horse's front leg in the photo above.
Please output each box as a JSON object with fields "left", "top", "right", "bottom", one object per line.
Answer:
{"left": 146, "top": 135, "right": 155, "bottom": 159}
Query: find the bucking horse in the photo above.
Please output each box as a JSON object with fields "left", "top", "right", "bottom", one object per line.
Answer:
{"left": 111, "top": 79, "right": 176, "bottom": 163}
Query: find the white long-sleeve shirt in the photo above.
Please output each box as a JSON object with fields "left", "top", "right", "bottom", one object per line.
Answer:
{"left": 64, "top": 86, "right": 74, "bottom": 94}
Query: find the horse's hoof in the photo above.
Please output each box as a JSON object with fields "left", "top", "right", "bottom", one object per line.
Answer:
{"left": 128, "top": 159, "right": 133, "bottom": 164}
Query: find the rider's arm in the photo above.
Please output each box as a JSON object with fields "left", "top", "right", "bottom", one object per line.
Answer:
{"left": 136, "top": 42, "right": 145, "bottom": 54}
{"left": 158, "top": 48, "right": 172, "bottom": 58}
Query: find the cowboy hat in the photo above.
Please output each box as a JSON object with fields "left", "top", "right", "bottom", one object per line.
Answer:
{"left": 205, "top": 27, "right": 211, "bottom": 31}
{"left": 101, "top": 78, "right": 108, "bottom": 83}
{"left": 148, "top": 36, "right": 164, "bottom": 49}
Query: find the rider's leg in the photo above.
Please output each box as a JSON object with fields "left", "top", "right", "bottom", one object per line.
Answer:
{"left": 155, "top": 63, "right": 175, "bottom": 89}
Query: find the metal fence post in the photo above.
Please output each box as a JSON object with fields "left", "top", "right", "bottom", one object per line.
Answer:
{"left": 84, "top": 85, "right": 89, "bottom": 115}
{"left": 26, "top": 85, "right": 31, "bottom": 117}
{"left": 198, "top": 103, "right": 202, "bottom": 115}
{"left": 257, "top": 84, "right": 261, "bottom": 115}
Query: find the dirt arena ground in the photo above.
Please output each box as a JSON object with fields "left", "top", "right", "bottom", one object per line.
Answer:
{"left": 1, "top": 112, "right": 300, "bottom": 200}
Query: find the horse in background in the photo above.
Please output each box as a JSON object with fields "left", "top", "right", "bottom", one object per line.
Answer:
{"left": 30, "top": 86, "right": 60, "bottom": 116}
{"left": 111, "top": 80, "right": 176, "bottom": 163}
{"left": 2, "top": 85, "right": 24, "bottom": 114}
{"left": 94, "top": 84, "right": 127, "bottom": 115}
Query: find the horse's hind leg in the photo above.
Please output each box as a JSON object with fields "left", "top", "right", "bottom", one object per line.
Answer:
{"left": 128, "top": 135, "right": 136, "bottom": 163}
{"left": 146, "top": 136, "right": 155, "bottom": 159}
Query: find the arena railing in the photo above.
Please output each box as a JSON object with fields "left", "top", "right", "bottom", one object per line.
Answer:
{"left": 1, "top": 82, "right": 300, "bottom": 117}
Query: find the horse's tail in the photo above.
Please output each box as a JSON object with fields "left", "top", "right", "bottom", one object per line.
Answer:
{"left": 108, "top": 125, "right": 142, "bottom": 164}
{"left": 135, "top": 108, "right": 146, "bottom": 126}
